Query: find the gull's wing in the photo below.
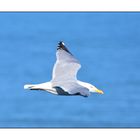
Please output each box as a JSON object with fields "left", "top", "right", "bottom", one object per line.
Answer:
{"left": 53, "top": 82, "right": 90, "bottom": 97}
{"left": 51, "top": 41, "right": 81, "bottom": 83}
{"left": 51, "top": 41, "right": 90, "bottom": 97}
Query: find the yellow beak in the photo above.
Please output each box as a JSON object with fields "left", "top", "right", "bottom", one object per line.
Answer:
{"left": 95, "top": 89, "right": 104, "bottom": 94}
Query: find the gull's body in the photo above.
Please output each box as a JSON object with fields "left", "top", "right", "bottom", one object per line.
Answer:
{"left": 24, "top": 41, "right": 103, "bottom": 97}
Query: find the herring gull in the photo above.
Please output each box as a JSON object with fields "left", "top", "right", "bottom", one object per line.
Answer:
{"left": 24, "top": 41, "right": 104, "bottom": 97}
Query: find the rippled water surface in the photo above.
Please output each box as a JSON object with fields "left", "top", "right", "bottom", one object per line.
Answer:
{"left": 0, "top": 12, "right": 140, "bottom": 127}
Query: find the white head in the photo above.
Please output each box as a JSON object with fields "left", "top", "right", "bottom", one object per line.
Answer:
{"left": 78, "top": 81, "right": 104, "bottom": 94}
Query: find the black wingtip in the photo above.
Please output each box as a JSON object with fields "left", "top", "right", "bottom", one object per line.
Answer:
{"left": 57, "top": 41, "right": 72, "bottom": 55}
{"left": 58, "top": 41, "right": 65, "bottom": 46}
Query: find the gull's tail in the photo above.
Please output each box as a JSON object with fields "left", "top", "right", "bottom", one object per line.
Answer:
{"left": 24, "top": 83, "right": 49, "bottom": 91}
{"left": 24, "top": 84, "right": 42, "bottom": 90}
{"left": 24, "top": 84, "right": 36, "bottom": 90}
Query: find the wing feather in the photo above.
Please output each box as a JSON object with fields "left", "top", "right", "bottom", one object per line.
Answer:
{"left": 51, "top": 42, "right": 89, "bottom": 97}
{"left": 52, "top": 42, "right": 81, "bottom": 82}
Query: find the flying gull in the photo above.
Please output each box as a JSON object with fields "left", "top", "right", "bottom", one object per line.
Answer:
{"left": 24, "top": 41, "right": 104, "bottom": 97}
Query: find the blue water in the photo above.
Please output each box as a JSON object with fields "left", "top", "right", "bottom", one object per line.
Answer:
{"left": 0, "top": 12, "right": 140, "bottom": 128}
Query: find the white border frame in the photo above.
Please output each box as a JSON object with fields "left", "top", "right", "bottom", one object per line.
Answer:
{"left": 0, "top": 0, "right": 140, "bottom": 11}
{"left": 0, "top": 0, "right": 140, "bottom": 139}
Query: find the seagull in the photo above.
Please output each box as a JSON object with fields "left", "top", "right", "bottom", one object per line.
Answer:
{"left": 24, "top": 41, "right": 104, "bottom": 97}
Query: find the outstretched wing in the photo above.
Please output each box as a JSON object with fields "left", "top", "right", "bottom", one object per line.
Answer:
{"left": 51, "top": 41, "right": 90, "bottom": 97}
{"left": 52, "top": 41, "right": 81, "bottom": 83}
{"left": 53, "top": 82, "right": 90, "bottom": 97}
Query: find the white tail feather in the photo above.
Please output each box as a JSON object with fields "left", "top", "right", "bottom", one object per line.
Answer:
{"left": 24, "top": 82, "right": 56, "bottom": 93}
{"left": 24, "top": 84, "right": 35, "bottom": 89}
